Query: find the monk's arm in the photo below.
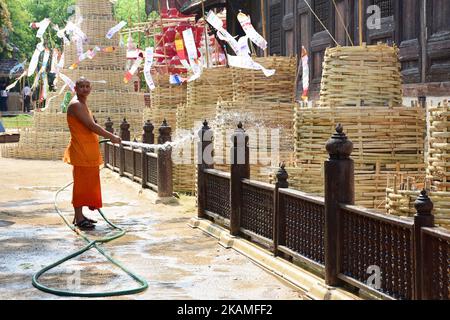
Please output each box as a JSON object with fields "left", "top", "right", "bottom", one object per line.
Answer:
{"left": 70, "top": 102, "right": 121, "bottom": 143}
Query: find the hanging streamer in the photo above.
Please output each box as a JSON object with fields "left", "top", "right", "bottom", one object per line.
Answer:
{"left": 183, "top": 28, "right": 203, "bottom": 82}
{"left": 36, "top": 18, "right": 51, "bottom": 39}
{"left": 106, "top": 21, "right": 127, "bottom": 39}
{"left": 227, "top": 54, "right": 275, "bottom": 77}
{"left": 59, "top": 73, "right": 76, "bottom": 92}
{"left": 206, "top": 11, "right": 240, "bottom": 55}
{"left": 237, "top": 12, "right": 268, "bottom": 51}
{"left": 50, "top": 49, "right": 59, "bottom": 74}
{"left": 175, "top": 32, "right": 191, "bottom": 71}
{"left": 301, "top": 46, "right": 309, "bottom": 101}
{"left": 41, "top": 73, "right": 49, "bottom": 102}
{"left": 54, "top": 25, "right": 70, "bottom": 44}
{"left": 5, "top": 71, "right": 27, "bottom": 91}
{"left": 143, "top": 47, "right": 156, "bottom": 91}
{"left": 124, "top": 57, "right": 143, "bottom": 84}
{"left": 28, "top": 41, "right": 45, "bottom": 76}
{"left": 39, "top": 49, "right": 51, "bottom": 72}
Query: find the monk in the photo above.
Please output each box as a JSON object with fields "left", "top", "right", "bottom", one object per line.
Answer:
{"left": 63, "top": 78, "right": 121, "bottom": 230}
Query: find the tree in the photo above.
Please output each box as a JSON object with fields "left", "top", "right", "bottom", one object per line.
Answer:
{"left": 113, "top": 0, "right": 150, "bottom": 49}
{"left": 0, "top": 0, "right": 14, "bottom": 58}
{"left": 5, "top": 0, "right": 36, "bottom": 60}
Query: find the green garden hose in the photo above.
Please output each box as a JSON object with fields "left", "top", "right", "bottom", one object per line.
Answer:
{"left": 32, "top": 140, "right": 148, "bottom": 297}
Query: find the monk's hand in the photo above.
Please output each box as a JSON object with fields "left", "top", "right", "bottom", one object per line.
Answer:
{"left": 110, "top": 135, "right": 122, "bottom": 145}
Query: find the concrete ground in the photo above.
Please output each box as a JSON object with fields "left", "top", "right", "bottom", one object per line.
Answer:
{"left": 0, "top": 156, "right": 306, "bottom": 300}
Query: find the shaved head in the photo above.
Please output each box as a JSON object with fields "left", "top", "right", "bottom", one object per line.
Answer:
{"left": 75, "top": 77, "right": 91, "bottom": 88}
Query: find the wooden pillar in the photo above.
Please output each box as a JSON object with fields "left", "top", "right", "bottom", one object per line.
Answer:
{"left": 157, "top": 119, "right": 173, "bottom": 198}
{"left": 119, "top": 119, "right": 130, "bottom": 176}
{"left": 141, "top": 120, "right": 154, "bottom": 188}
{"left": 230, "top": 122, "right": 250, "bottom": 237}
{"left": 197, "top": 120, "right": 214, "bottom": 219}
{"left": 274, "top": 164, "right": 289, "bottom": 256}
{"left": 324, "top": 124, "right": 355, "bottom": 286}
{"left": 413, "top": 190, "right": 434, "bottom": 300}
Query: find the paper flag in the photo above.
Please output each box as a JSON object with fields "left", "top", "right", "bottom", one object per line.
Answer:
{"left": 106, "top": 21, "right": 127, "bottom": 39}
{"left": 237, "top": 13, "right": 268, "bottom": 51}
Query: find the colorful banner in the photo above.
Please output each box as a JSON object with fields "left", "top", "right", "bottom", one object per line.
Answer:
{"left": 175, "top": 33, "right": 191, "bottom": 71}
{"left": 237, "top": 13, "right": 267, "bottom": 51}
{"left": 143, "top": 47, "right": 155, "bottom": 91}
{"left": 106, "top": 21, "right": 127, "bottom": 39}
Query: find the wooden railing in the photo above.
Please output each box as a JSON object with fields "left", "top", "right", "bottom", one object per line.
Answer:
{"left": 103, "top": 118, "right": 173, "bottom": 197}
{"left": 197, "top": 121, "right": 450, "bottom": 300}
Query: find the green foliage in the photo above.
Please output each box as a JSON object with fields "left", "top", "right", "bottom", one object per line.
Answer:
{"left": 113, "top": 0, "right": 155, "bottom": 49}
{"left": 0, "top": 0, "right": 13, "bottom": 58}
{"left": 3, "top": 0, "right": 74, "bottom": 60}
{"left": 5, "top": 0, "right": 34, "bottom": 60}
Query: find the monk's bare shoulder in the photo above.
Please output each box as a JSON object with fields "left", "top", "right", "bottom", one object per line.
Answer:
{"left": 67, "top": 100, "right": 87, "bottom": 116}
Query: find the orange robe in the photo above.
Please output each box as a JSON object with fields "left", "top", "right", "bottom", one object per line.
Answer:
{"left": 63, "top": 111, "right": 103, "bottom": 209}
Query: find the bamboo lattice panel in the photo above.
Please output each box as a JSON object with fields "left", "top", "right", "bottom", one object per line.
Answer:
{"left": 232, "top": 56, "right": 297, "bottom": 104}
{"left": 319, "top": 44, "right": 402, "bottom": 107}
{"left": 427, "top": 100, "right": 450, "bottom": 192}
{"left": 293, "top": 103, "right": 426, "bottom": 208}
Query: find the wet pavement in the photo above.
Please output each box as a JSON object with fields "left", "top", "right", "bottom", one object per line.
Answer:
{"left": 0, "top": 157, "right": 306, "bottom": 300}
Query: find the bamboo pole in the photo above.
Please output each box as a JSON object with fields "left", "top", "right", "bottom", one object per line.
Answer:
{"left": 201, "top": 0, "right": 210, "bottom": 67}
{"left": 158, "top": 0, "right": 169, "bottom": 73}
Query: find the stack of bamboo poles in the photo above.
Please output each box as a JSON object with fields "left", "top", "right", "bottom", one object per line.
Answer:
{"left": 386, "top": 100, "right": 450, "bottom": 228}
{"left": 427, "top": 100, "right": 450, "bottom": 193}
{"left": 143, "top": 74, "right": 187, "bottom": 130}
{"left": 292, "top": 103, "right": 426, "bottom": 208}
{"left": 184, "top": 67, "right": 234, "bottom": 128}
{"left": 213, "top": 100, "right": 295, "bottom": 182}
{"left": 172, "top": 68, "right": 234, "bottom": 193}
{"left": 232, "top": 56, "right": 297, "bottom": 104}
{"left": 319, "top": 44, "right": 403, "bottom": 107}
{"left": 1, "top": 0, "right": 145, "bottom": 160}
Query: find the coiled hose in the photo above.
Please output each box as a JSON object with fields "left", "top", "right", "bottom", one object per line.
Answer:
{"left": 32, "top": 140, "right": 148, "bottom": 297}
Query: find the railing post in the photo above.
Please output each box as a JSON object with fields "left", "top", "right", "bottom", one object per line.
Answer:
{"left": 104, "top": 118, "right": 114, "bottom": 167}
{"left": 119, "top": 118, "right": 130, "bottom": 176}
{"left": 157, "top": 119, "right": 173, "bottom": 198}
{"left": 142, "top": 120, "right": 155, "bottom": 144}
{"left": 197, "top": 120, "right": 214, "bottom": 219}
{"left": 230, "top": 122, "right": 250, "bottom": 237}
{"left": 324, "top": 124, "right": 354, "bottom": 287}
{"left": 141, "top": 120, "right": 154, "bottom": 188}
{"left": 274, "top": 164, "right": 289, "bottom": 256}
{"left": 413, "top": 190, "right": 434, "bottom": 300}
